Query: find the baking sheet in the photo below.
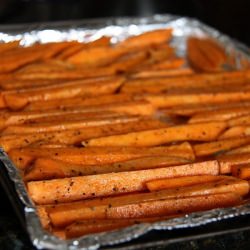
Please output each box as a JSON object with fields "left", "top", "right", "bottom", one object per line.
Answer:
{"left": 1, "top": 14, "right": 250, "bottom": 250}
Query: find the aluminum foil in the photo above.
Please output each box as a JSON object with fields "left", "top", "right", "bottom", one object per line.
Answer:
{"left": 1, "top": 15, "right": 250, "bottom": 250}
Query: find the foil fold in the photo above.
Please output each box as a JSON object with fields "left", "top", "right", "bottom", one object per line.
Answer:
{"left": 0, "top": 15, "right": 250, "bottom": 250}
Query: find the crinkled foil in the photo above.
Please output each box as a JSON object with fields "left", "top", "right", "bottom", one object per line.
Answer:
{"left": 1, "top": 15, "right": 250, "bottom": 250}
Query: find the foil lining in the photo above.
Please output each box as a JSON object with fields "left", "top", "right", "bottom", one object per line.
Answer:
{"left": 0, "top": 15, "right": 250, "bottom": 250}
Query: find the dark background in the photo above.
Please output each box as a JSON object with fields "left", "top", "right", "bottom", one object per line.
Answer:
{"left": 0, "top": 0, "right": 250, "bottom": 46}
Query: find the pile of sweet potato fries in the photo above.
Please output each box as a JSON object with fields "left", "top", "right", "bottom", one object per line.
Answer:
{"left": 1, "top": 28, "right": 250, "bottom": 239}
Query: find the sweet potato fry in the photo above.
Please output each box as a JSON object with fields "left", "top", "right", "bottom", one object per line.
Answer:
{"left": 48, "top": 191, "right": 241, "bottom": 226}
{"left": 9, "top": 142, "right": 194, "bottom": 170}
{"left": 136, "top": 58, "right": 185, "bottom": 71}
{"left": 25, "top": 93, "right": 134, "bottom": 111}
{"left": 219, "top": 126, "right": 250, "bottom": 139}
{"left": 52, "top": 229, "right": 66, "bottom": 239}
{"left": 0, "top": 78, "right": 63, "bottom": 90}
{"left": 45, "top": 177, "right": 245, "bottom": 227}
{"left": 39, "top": 42, "right": 79, "bottom": 60}
{"left": 30, "top": 143, "right": 70, "bottom": 149}
{"left": 131, "top": 68, "right": 194, "bottom": 79}
{"left": 64, "top": 215, "right": 180, "bottom": 238}
{"left": 225, "top": 144, "right": 250, "bottom": 155}
{"left": 142, "top": 91, "right": 250, "bottom": 108}
{"left": 27, "top": 160, "right": 219, "bottom": 204}
{"left": 189, "top": 107, "right": 250, "bottom": 123}
{"left": 0, "top": 41, "right": 20, "bottom": 54}
{"left": 3, "top": 111, "right": 122, "bottom": 128}
{"left": 145, "top": 175, "right": 232, "bottom": 191}
{"left": 14, "top": 67, "right": 117, "bottom": 81}
{"left": 2, "top": 115, "right": 139, "bottom": 135}
{"left": 0, "top": 118, "right": 166, "bottom": 152}
{"left": 0, "top": 49, "right": 43, "bottom": 73}
{"left": 187, "top": 37, "right": 227, "bottom": 72}
{"left": 218, "top": 153, "right": 250, "bottom": 174}
{"left": 24, "top": 156, "right": 191, "bottom": 181}
{"left": 56, "top": 43, "right": 86, "bottom": 60}
{"left": 228, "top": 114, "right": 250, "bottom": 127}
{"left": 0, "top": 101, "right": 153, "bottom": 129}
{"left": 161, "top": 101, "right": 250, "bottom": 117}
{"left": 122, "top": 70, "right": 250, "bottom": 94}
{"left": 36, "top": 206, "right": 51, "bottom": 230}
{"left": 0, "top": 109, "right": 119, "bottom": 129}
{"left": 84, "top": 121, "right": 227, "bottom": 147}
{"left": 104, "top": 193, "right": 241, "bottom": 219}
{"left": 57, "top": 36, "right": 111, "bottom": 60}
{"left": 67, "top": 46, "right": 129, "bottom": 66}
{"left": 232, "top": 164, "right": 250, "bottom": 180}
{"left": 3, "top": 76, "right": 124, "bottom": 110}
{"left": 117, "top": 28, "right": 172, "bottom": 49}
{"left": 17, "top": 60, "right": 74, "bottom": 74}
{"left": 131, "top": 45, "right": 175, "bottom": 71}
{"left": 105, "top": 51, "right": 148, "bottom": 74}
{"left": 193, "top": 137, "right": 250, "bottom": 157}
{"left": 65, "top": 219, "right": 134, "bottom": 238}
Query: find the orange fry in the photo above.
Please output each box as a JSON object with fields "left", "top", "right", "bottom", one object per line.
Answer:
{"left": 117, "top": 28, "right": 173, "bottom": 49}
{"left": 0, "top": 118, "right": 165, "bottom": 152}
{"left": 146, "top": 175, "right": 233, "bottom": 191}
{"left": 232, "top": 164, "right": 250, "bottom": 180}
{"left": 24, "top": 156, "right": 191, "bottom": 181}
{"left": 46, "top": 177, "right": 245, "bottom": 227}
{"left": 84, "top": 121, "right": 227, "bottom": 147}
{"left": 3, "top": 76, "right": 124, "bottom": 110}
{"left": 142, "top": 91, "right": 250, "bottom": 108}
{"left": 24, "top": 93, "right": 134, "bottom": 111}
{"left": 2, "top": 115, "right": 139, "bottom": 135}
{"left": 193, "top": 137, "right": 250, "bottom": 157}
{"left": 9, "top": 142, "right": 194, "bottom": 170}
{"left": 27, "top": 160, "right": 219, "bottom": 204}
{"left": 189, "top": 107, "right": 250, "bottom": 123}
